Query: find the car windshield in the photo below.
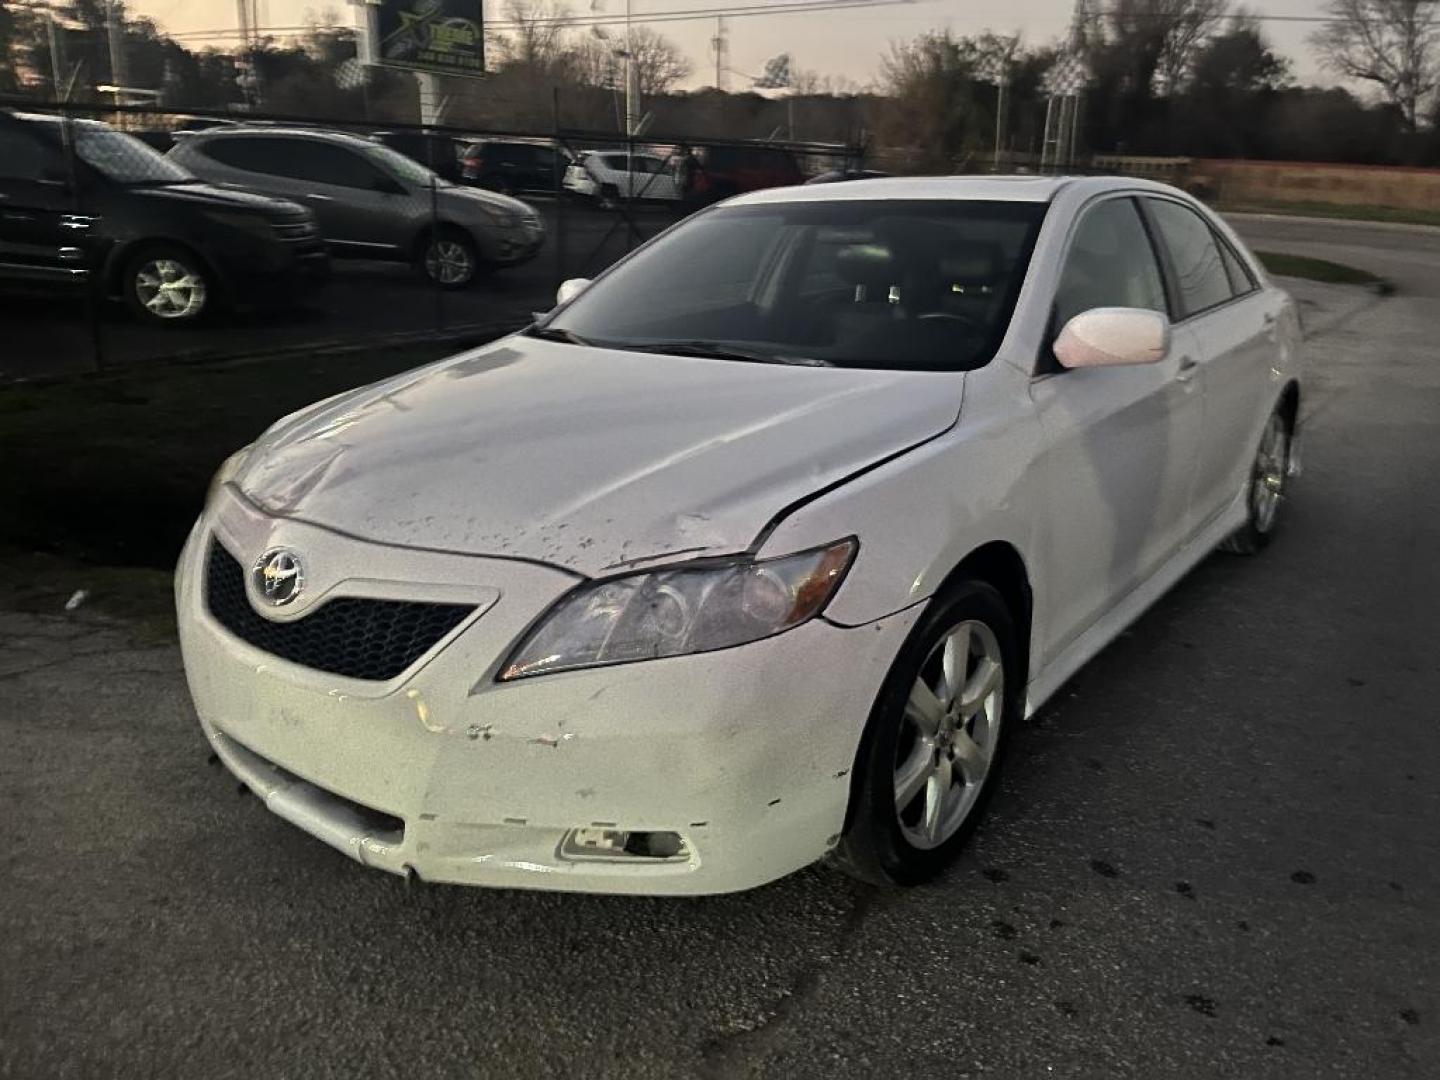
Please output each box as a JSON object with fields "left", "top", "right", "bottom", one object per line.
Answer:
{"left": 73, "top": 127, "right": 193, "bottom": 185}
{"left": 363, "top": 142, "right": 448, "bottom": 187}
{"left": 543, "top": 199, "right": 1047, "bottom": 371}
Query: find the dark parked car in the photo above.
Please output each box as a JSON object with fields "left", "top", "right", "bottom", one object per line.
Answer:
{"left": 690, "top": 143, "right": 804, "bottom": 202}
{"left": 0, "top": 111, "right": 328, "bottom": 324}
{"left": 460, "top": 140, "right": 568, "bottom": 194}
{"left": 170, "top": 127, "right": 544, "bottom": 288}
{"left": 370, "top": 129, "right": 465, "bottom": 183}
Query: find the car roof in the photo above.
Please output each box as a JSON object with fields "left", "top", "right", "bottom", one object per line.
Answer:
{"left": 729, "top": 174, "right": 1187, "bottom": 206}
{"left": 188, "top": 125, "right": 375, "bottom": 149}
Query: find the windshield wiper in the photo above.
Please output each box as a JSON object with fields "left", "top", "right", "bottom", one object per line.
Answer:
{"left": 526, "top": 325, "right": 593, "bottom": 346}
{"left": 625, "top": 340, "right": 832, "bottom": 367}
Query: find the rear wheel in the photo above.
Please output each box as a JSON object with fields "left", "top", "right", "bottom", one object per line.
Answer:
{"left": 1222, "top": 408, "right": 1292, "bottom": 554}
{"left": 834, "top": 581, "right": 1019, "bottom": 886}
{"left": 124, "top": 243, "right": 212, "bottom": 324}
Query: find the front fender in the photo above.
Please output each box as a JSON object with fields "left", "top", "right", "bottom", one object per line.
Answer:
{"left": 754, "top": 362, "right": 1047, "bottom": 673}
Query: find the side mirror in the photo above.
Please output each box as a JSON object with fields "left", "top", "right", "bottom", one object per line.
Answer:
{"left": 1053, "top": 307, "right": 1170, "bottom": 369}
{"left": 556, "top": 278, "right": 591, "bottom": 306}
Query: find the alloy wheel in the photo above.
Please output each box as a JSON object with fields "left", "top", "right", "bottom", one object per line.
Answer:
{"left": 893, "top": 620, "right": 1005, "bottom": 850}
{"left": 134, "top": 258, "right": 207, "bottom": 320}
{"left": 425, "top": 239, "right": 475, "bottom": 286}
{"left": 1252, "top": 412, "right": 1289, "bottom": 534}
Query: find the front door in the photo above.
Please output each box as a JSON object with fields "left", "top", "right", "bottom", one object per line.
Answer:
{"left": 1029, "top": 195, "right": 1205, "bottom": 665}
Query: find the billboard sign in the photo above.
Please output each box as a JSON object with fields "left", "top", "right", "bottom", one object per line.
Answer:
{"left": 372, "top": 0, "right": 485, "bottom": 78}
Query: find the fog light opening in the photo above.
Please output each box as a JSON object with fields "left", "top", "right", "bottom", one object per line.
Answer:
{"left": 560, "top": 828, "right": 689, "bottom": 862}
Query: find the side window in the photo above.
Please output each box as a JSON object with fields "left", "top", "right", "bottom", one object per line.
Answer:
{"left": 1146, "top": 199, "right": 1233, "bottom": 316}
{"left": 1216, "top": 232, "right": 1256, "bottom": 295}
{"left": 201, "top": 136, "right": 292, "bottom": 175}
{"left": 1053, "top": 198, "right": 1168, "bottom": 331}
{"left": 288, "top": 142, "right": 387, "bottom": 188}
{"left": 0, "top": 126, "right": 55, "bottom": 181}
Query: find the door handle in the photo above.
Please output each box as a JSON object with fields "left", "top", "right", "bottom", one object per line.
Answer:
{"left": 305, "top": 193, "right": 334, "bottom": 202}
{"left": 1176, "top": 356, "right": 1199, "bottom": 383}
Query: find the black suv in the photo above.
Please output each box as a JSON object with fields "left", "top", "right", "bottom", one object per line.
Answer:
{"left": 460, "top": 140, "right": 567, "bottom": 194}
{"left": 0, "top": 111, "right": 329, "bottom": 324}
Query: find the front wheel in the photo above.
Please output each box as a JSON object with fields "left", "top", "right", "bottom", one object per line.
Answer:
{"left": 124, "top": 244, "right": 212, "bottom": 324}
{"left": 1222, "top": 408, "right": 1292, "bottom": 555}
{"left": 419, "top": 229, "right": 480, "bottom": 289}
{"left": 834, "top": 580, "right": 1019, "bottom": 886}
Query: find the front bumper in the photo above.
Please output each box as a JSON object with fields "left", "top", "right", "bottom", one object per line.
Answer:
{"left": 176, "top": 492, "right": 918, "bottom": 895}
{"left": 484, "top": 221, "right": 546, "bottom": 268}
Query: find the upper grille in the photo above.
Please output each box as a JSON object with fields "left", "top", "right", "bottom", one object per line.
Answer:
{"left": 204, "top": 542, "right": 474, "bottom": 681}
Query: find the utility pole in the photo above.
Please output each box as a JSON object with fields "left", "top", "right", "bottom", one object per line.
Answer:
{"left": 623, "top": 0, "right": 638, "bottom": 136}
{"left": 46, "top": 11, "right": 64, "bottom": 98}
{"left": 711, "top": 16, "right": 727, "bottom": 92}
{"left": 105, "top": 0, "right": 127, "bottom": 108}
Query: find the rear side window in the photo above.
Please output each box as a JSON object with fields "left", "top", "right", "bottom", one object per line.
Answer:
{"left": 1053, "top": 198, "right": 1168, "bottom": 330}
{"left": 1146, "top": 199, "right": 1233, "bottom": 317}
{"left": 1216, "top": 233, "right": 1257, "bottom": 295}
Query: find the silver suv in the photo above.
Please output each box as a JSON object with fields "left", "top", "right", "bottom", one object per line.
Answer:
{"left": 168, "top": 127, "right": 544, "bottom": 288}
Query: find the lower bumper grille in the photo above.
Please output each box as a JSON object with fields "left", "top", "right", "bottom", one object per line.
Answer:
{"left": 204, "top": 541, "right": 474, "bottom": 681}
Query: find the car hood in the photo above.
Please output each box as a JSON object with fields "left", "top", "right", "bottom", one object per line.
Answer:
{"left": 440, "top": 184, "right": 533, "bottom": 217}
{"left": 133, "top": 180, "right": 307, "bottom": 217}
{"left": 237, "top": 337, "right": 963, "bottom": 576}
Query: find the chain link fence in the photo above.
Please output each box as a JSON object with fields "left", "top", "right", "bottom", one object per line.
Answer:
{"left": 0, "top": 98, "right": 860, "bottom": 382}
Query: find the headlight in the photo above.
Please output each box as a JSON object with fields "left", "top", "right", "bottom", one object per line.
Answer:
{"left": 498, "top": 538, "right": 857, "bottom": 681}
{"left": 206, "top": 445, "right": 253, "bottom": 508}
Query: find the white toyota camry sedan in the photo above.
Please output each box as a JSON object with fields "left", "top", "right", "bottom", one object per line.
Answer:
{"left": 177, "top": 176, "right": 1302, "bottom": 894}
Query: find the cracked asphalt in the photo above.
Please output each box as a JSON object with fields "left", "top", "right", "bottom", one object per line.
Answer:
{"left": 2, "top": 220, "right": 1439, "bottom": 1078}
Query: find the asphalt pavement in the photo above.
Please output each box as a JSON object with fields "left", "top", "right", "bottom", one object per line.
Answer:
{"left": 1, "top": 229, "right": 1438, "bottom": 1078}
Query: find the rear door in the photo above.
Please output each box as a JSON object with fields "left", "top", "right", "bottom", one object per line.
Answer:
{"left": 0, "top": 122, "right": 88, "bottom": 286}
{"left": 1142, "top": 197, "right": 1280, "bottom": 532}
{"left": 1029, "top": 195, "right": 1205, "bottom": 662}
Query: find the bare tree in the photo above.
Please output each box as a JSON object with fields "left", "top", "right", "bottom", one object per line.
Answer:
{"left": 1311, "top": 0, "right": 1439, "bottom": 129}
{"left": 493, "top": 0, "right": 574, "bottom": 73}
{"left": 626, "top": 25, "right": 692, "bottom": 97}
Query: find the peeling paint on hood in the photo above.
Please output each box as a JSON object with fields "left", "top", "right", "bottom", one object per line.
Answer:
{"left": 237, "top": 336, "right": 964, "bottom": 575}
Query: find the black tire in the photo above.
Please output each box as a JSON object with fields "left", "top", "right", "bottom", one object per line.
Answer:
{"left": 416, "top": 228, "right": 481, "bottom": 290}
{"left": 122, "top": 242, "right": 214, "bottom": 325}
{"left": 1221, "top": 406, "right": 1293, "bottom": 555}
{"left": 833, "top": 580, "right": 1021, "bottom": 887}
{"left": 597, "top": 183, "right": 621, "bottom": 211}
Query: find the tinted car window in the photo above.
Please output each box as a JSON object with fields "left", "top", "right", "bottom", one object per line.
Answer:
{"left": 546, "top": 200, "right": 1046, "bottom": 372}
{"left": 204, "top": 137, "right": 386, "bottom": 189}
{"left": 1216, "top": 233, "right": 1256, "bottom": 295}
{"left": 1147, "top": 199, "right": 1233, "bottom": 316}
{"left": 1054, "top": 198, "right": 1168, "bottom": 329}
{"left": 0, "top": 126, "right": 51, "bottom": 180}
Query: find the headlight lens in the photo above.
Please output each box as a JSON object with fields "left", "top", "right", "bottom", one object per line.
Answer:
{"left": 205, "top": 445, "right": 252, "bottom": 507}
{"left": 498, "top": 538, "right": 857, "bottom": 681}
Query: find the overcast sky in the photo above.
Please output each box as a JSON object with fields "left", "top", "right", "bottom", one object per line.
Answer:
{"left": 128, "top": 0, "right": 1331, "bottom": 91}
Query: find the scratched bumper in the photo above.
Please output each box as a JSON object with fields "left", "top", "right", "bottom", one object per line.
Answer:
{"left": 175, "top": 493, "right": 918, "bottom": 895}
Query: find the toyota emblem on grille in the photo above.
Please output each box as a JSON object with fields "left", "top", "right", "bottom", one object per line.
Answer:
{"left": 253, "top": 548, "right": 305, "bottom": 607}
